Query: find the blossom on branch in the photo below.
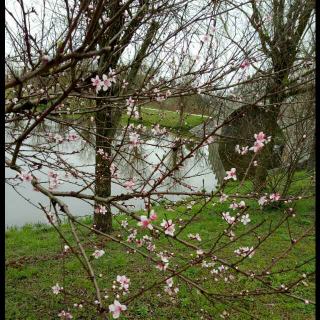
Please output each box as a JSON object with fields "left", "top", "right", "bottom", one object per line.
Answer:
{"left": 109, "top": 300, "right": 127, "bottom": 319}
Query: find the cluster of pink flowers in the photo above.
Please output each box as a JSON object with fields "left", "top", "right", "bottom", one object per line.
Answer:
{"left": 68, "top": 133, "right": 78, "bottom": 141}
{"left": 234, "top": 132, "right": 271, "bottom": 156}
{"left": 91, "top": 69, "right": 116, "bottom": 93}
{"left": 126, "top": 97, "right": 140, "bottom": 119}
{"left": 135, "top": 234, "right": 152, "bottom": 248}
{"left": 58, "top": 311, "right": 73, "bottom": 318}
{"left": 20, "top": 171, "right": 32, "bottom": 183}
{"left": 151, "top": 124, "right": 166, "bottom": 135}
{"left": 116, "top": 275, "right": 130, "bottom": 292}
{"left": 94, "top": 205, "right": 107, "bottom": 215}
{"left": 160, "top": 219, "right": 175, "bottom": 236}
{"left": 54, "top": 134, "right": 63, "bottom": 143}
{"left": 229, "top": 200, "right": 246, "bottom": 211}
{"left": 249, "top": 132, "right": 271, "bottom": 153}
{"left": 222, "top": 212, "right": 235, "bottom": 225}
{"left": 164, "top": 278, "right": 179, "bottom": 296}
{"left": 270, "top": 193, "right": 280, "bottom": 201}
{"left": 129, "top": 132, "right": 140, "bottom": 149}
{"left": 235, "top": 145, "right": 249, "bottom": 155}
{"left": 240, "top": 61, "right": 250, "bottom": 69}
{"left": 156, "top": 252, "right": 170, "bottom": 271}
{"left": 97, "top": 148, "right": 109, "bottom": 159}
{"left": 153, "top": 88, "right": 171, "bottom": 102}
{"left": 234, "top": 246, "right": 255, "bottom": 258}
{"left": 188, "top": 233, "right": 202, "bottom": 241}
{"left": 48, "top": 170, "right": 63, "bottom": 189}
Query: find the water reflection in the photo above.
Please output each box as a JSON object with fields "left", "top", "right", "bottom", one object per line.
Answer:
{"left": 5, "top": 118, "right": 218, "bottom": 228}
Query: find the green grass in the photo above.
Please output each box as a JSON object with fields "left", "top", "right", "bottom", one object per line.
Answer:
{"left": 5, "top": 175, "right": 315, "bottom": 319}
{"left": 120, "top": 106, "right": 207, "bottom": 133}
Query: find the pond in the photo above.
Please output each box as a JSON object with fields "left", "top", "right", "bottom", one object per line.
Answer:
{"left": 5, "top": 118, "right": 219, "bottom": 229}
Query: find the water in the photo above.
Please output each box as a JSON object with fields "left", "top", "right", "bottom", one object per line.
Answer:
{"left": 5, "top": 119, "right": 218, "bottom": 228}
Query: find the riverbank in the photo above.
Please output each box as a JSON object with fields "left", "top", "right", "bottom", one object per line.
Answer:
{"left": 5, "top": 174, "right": 315, "bottom": 319}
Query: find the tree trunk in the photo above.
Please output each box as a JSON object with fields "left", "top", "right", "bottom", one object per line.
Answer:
{"left": 94, "top": 20, "right": 159, "bottom": 233}
{"left": 94, "top": 106, "right": 114, "bottom": 233}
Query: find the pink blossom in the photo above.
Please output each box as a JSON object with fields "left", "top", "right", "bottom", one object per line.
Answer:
{"left": 126, "top": 96, "right": 135, "bottom": 107}
{"left": 195, "top": 233, "right": 202, "bottom": 241}
{"left": 258, "top": 196, "right": 267, "bottom": 206}
{"left": 235, "top": 145, "right": 241, "bottom": 154}
{"left": 117, "top": 275, "right": 130, "bottom": 290}
{"left": 102, "top": 74, "right": 112, "bottom": 90}
{"left": 109, "top": 300, "right": 127, "bottom": 319}
{"left": 250, "top": 141, "right": 264, "bottom": 153}
{"left": 150, "top": 210, "right": 158, "bottom": 220}
{"left": 165, "top": 224, "right": 175, "bottom": 236}
{"left": 254, "top": 132, "right": 266, "bottom": 143}
{"left": 91, "top": 75, "right": 102, "bottom": 92}
{"left": 121, "top": 219, "right": 128, "bottom": 228}
{"left": 222, "top": 212, "right": 230, "bottom": 221}
{"left": 239, "top": 200, "right": 246, "bottom": 208}
{"left": 52, "top": 283, "right": 61, "bottom": 294}
{"left": 201, "top": 34, "right": 211, "bottom": 42}
{"left": 241, "top": 214, "right": 251, "bottom": 225}
{"left": 160, "top": 219, "right": 175, "bottom": 236}
{"left": 92, "top": 249, "right": 105, "bottom": 259}
{"left": 161, "top": 219, "right": 169, "bottom": 228}
{"left": 100, "top": 206, "right": 107, "bottom": 215}
{"left": 123, "top": 180, "right": 134, "bottom": 189}
{"left": 166, "top": 278, "right": 174, "bottom": 287}
{"left": 137, "top": 216, "right": 153, "bottom": 230}
{"left": 265, "top": 15, "right": 272, "bottom": 22}
{"left": 42, "top": 55, "right": 50, "bottom": 64}
{"left": 54, "top": 134, "right": 63, "bottom": 143}
{"left": 240, "top": 61, "right": 250, "bottom": 69}
{"left": 230, "top": 202, "right": 238, "bottom": 211}
{"left": 225, "top": 168, "right": 237, "bottom": 181}
{"left": 21, "top": 171, "right": 32, "bottom": 182}
{"left": 220, "top": 194, "right": 229, "bottom": 202}
{"left": 122, "top": 79, "right": 128, "bottom": 88}
{"left": 270, "top": 193, "right": 280, "bottom": 201}
{"left": 68, "top": 133, "right": 78, "bottom": 141}
{"left": 241, "top": 146, "right": 249, "bottom": 155}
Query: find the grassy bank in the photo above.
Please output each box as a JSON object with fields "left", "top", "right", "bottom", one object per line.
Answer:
{"left": 120, "top": 106, "right": 207, "bottom": 133}
{"left": 5, "top": 173, "right": 315, "bottom": 319}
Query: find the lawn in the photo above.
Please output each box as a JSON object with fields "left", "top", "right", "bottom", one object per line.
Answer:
{"left": 5, "top": 172, "right": 315, "bottom": 319}
{"left": 120, "top": 106, "right": 207, "bottom": 133}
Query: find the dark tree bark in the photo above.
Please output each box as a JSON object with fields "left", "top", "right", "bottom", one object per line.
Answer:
{"left": 94, "top": 19, "right": 159, "bottom": 233}
{"left": 249, "top": 0, "right": 315, "bottom": 191}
